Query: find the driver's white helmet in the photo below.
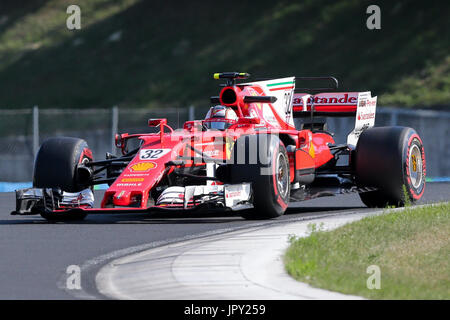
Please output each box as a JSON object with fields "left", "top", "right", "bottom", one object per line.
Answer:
{"left": 204, "top": 105, "right": 238, "bottom": 130}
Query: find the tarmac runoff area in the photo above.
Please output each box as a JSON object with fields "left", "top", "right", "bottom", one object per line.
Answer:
{"left": 94, "top": 207, "right": 423, "bottom": 300}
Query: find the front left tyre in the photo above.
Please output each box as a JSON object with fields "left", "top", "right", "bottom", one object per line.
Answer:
{"left": 33, "top": 137, "right": 93, "bottom": 221}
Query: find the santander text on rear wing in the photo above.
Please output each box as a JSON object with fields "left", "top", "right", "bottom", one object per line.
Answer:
{"left": 293, "top": 92, "right": 375, "bottom": 117}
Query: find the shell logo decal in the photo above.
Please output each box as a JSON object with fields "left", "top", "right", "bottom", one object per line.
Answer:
{"left": 129, "top": 162, "right": 157, "bottom": 172}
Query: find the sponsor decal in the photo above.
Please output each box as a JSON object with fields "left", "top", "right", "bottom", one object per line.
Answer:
{"left": 121, "top": 178, "right": 145, "bottom": 182}
{"left": 139, "top": 149, "right": 171, "bottom": 160}
{"left": 357, "top": 112, "right": 375, "bottom": 120}
{"left": 347, "top": 92, "right": 377, "bottom": 146}
{"left": 116, "top": 183, "right": 142, "bottom": 187}
{"left": 226, "top": 190, "right": 242, "bottom": 198}
{"left": 123, "top": 173, "right": 150, "bottom": 177}
{"left": 293, "top": 93, "right": 358, "bottom": 106}
{"left": 359, "top": 99, "right": 376, "bottom": 108}
{"left": 224, "top": 183, "right": 251, "bottom": 207}
{"left": 129, "top": 162, "right": 157, "bottom": 172}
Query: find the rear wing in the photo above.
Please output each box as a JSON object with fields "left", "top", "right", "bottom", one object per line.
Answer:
{"left": 290, "top": 76, "right": 375, "bottom": 118}
{"left": 294, "top": 91, "right": 378, "bottom": 147}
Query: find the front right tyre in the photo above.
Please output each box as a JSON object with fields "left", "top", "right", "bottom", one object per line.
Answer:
{"left": 228, "top": 134, "right": 290, "bottom": 219}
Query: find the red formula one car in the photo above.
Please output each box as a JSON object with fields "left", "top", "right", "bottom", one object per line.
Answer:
{"left": 12, "top": 72, "right": 426, "bottom": 221}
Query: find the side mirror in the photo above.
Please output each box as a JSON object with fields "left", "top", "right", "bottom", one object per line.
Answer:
{"left": 115, "top": 133, "right": 129, "bottom": 154}
{"left": 148, "top": 118, "right": 167, "bottom": 127}
{"left": 115, "top": 133, "right": 124, "bottom": 148}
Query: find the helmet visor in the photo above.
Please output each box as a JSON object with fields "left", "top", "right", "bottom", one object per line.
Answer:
{"left": 204, "top": 120, "right": 232, "bottom": 130}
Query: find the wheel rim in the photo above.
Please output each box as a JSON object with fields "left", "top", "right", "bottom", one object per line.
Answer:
{"left": 276, "top": 152, "right": 289, "bottom": 198}
{"left": 409, "top": 144, "right": 423, "bottom": 189}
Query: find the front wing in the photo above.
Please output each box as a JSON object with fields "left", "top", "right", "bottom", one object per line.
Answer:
{"left": 11, "top": 184, "right": 253, "bottom": 216}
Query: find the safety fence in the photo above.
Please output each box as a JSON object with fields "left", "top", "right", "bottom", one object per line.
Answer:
{"left": 0, "top": 106, "right": 448, "bottom": 184}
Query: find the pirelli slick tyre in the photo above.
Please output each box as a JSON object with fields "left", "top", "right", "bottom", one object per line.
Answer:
{"left": 356, "top": 126, "right": 426, "bottom": 208}
{"left": 229, "top": 134, "right": 290, "bottom": 219}
{"left": 33, "top": 137, "right": 93, "bottom": 221}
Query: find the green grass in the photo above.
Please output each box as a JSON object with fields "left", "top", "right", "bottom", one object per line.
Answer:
{"left": 0, "top": 0, "right": 448, "bottom": 109}
{"left": 284, "top": 203, "right": 450, "bottom": 299}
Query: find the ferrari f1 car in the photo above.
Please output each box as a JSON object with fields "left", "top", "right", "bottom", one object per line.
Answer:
{"left": 12, "top": 72, "right": 426, "bottom": 221}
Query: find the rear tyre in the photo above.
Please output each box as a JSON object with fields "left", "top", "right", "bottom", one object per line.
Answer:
{"left": 356, "top": 126, "right": 426, "bottom": 208}
{"left": 229, "top": 134, "right": 290, "bottom": 219}
{"left": 33, "top": 137, "right": 93, "bottom": 221}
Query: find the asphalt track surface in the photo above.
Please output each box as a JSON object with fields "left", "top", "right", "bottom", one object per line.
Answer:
{"left": 0, "top": 183, "right": 448, "bottom": 299}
